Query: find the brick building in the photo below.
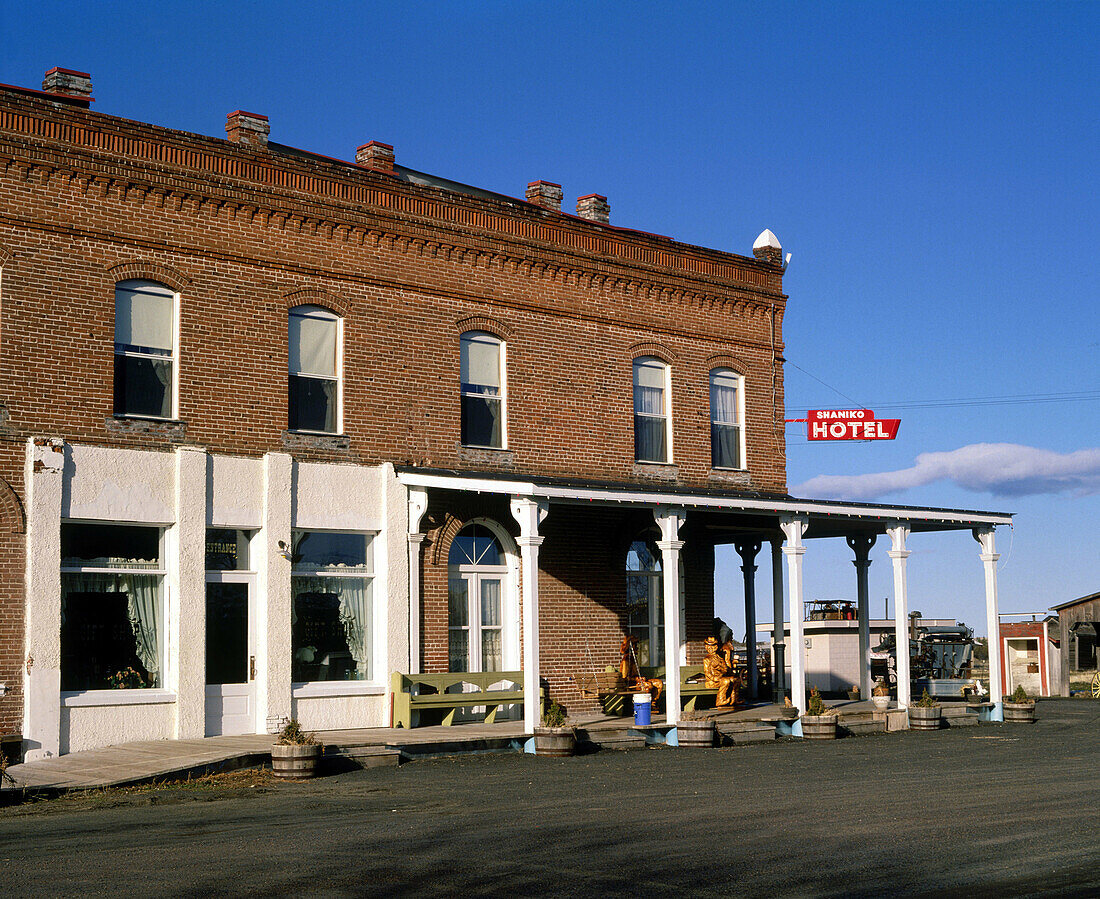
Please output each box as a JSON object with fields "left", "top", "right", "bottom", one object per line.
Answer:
{"left": 0, "top": 69, "right": 1014, "bottom": 758}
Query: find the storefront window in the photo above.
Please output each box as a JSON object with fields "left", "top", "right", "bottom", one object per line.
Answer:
{"left": 291, "top": 530, "right": 373, "bottom": 683}
{"left": 60, "top": 523, "right": 164, "bottom": 691}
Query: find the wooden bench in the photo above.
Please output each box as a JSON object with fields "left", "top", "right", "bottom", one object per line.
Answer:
{"left": 391, "top": 671, "right": 544, "bottom": 729}
{"left": 576, "top": 665, "right": 723, "bottom": 715}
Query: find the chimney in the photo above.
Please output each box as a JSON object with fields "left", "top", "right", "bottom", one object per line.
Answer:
{"left": 753, "top": 229, "right": 783, "bottom": 266}
{"left": 526, "top": 181, "right": 563, "bottom": 212}
{"left": 42, "top": 67, "right": 93, "bottom": 98}
{"left": 356, "top": 141, "right": 395, "bottom": 174}
{"left": 576, "top": 194, "right": 610, "bottom": 224}
{"left": 225, "top": 111, "right": 269, "bottom": 149}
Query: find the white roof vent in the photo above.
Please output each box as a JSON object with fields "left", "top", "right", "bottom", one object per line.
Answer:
{"left": 753, "top": 228, "right": 781, "bottom": 250}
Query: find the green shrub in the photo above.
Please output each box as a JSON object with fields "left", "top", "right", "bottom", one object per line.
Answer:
{"left": 275, "top": 719, "right": 318, "bottom": 745}
{"left": 541, "top": 702, "right": 567, "bottom": 728}
{"left": 806, "top": 687, "right": 827, "bottom": 716}
{"left": 1011, "top": 684, "right": 1030, "bottom": 703}
{"left": 916, "top": 689, "right": 938, "bottom": 708}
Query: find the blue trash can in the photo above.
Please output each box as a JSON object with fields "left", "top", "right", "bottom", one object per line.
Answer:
{"left": 633, "top": 692, "right": 652, "bottom": 726}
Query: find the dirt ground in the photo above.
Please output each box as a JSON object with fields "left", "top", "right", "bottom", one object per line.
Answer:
{"left": 2, "top": 699, "right": 1098, "bottom": 897}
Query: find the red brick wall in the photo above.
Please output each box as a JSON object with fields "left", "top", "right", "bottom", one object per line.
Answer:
{"left": 420, "top": 493, "right": 715, "bottom": 714}
{"left": 0, "top": 441, "right": 25, "bottom": 736}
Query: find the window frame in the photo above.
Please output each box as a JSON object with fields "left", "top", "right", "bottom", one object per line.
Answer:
{"left": 113, "top": 280, "right": 180, "bottom": 421}
{"left": 624, "top": 536, "right": 687, "bottom": 668}
{"left": 459, "top": 331, "right": 507, "bottom": 449}
{"left": 632, "top": 356, "right": 673, "bottom": 464}
{"left": 59, "top": 520, "right": 169, "bottom": 699}
{"left": 288, "top": 304, "right": 343, "bottom": 435}
{"left": 709, "top": 367, "right": 747, "bottom": 471}
{"left": 290, "top": 528, "right": 376, "bottom": 689}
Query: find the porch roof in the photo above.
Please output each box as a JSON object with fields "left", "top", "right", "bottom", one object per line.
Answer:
{"left": 395, "top": 466, "right": 1013, "bottom": 537}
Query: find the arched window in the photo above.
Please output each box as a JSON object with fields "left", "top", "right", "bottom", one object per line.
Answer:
{"left": 448, "top": 523, "right": 509, "bottom": 672}
{"left": 633, "top": 356, "right": 670, "bottom": 463}
{"left": 289, "top": 305, "right": 341, "bottom": 433}
{"left": 709, "top": 367, "right": 745, "bottom": 469}
{"left": 460, "top": 331, "right": 505, "bottom": 448}
{"left": 114, "top": 279, "right": 177, "bottom": 419}
{"left": 625, "top": 536, "right": 687, "bottom": 667}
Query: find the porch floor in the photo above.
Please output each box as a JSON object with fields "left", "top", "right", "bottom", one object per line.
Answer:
{"left": 2, "top": 699, "right": 943, "bottom": 795}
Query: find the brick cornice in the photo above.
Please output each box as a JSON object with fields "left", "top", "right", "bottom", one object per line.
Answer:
{"left": 282, "top": 286, "right": 350, "bottom": 317}
{"left": 106, "top": 259, "right": 191, "bottom": 291}
{"left": 629, "top": 341, "right": 677, "bottom": 363}
{"left": 454, "top": 315, "right": 512, "bottom": 340}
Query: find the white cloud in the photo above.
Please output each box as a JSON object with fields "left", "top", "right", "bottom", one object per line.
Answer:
{"left": 795, "top": 443, "right": 1100, "bottom": 501}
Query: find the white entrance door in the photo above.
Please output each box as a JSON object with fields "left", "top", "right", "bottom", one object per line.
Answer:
{"left": 204, "top": 575, "right": 256, "bottom": 736}
{"left": 449, "top": 572, "right": 510, "bottom": 672}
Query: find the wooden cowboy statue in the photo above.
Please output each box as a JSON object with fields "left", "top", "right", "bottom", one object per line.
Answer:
{"left": 704, "top": 635, "right": 740, "bottom": 707}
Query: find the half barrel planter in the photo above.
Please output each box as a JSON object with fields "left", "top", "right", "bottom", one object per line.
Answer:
{"left": 908, "top": 707, "right": 942, "bottom": 731}
{"left": 271, "top": 742, "right": 323, "bottom": 779}
{"left": 534, "top": 727, "right": 576, "bottom": 757}
{"left": 1002, "top": 701, "right": 1036, "bottom": 724}
{"left": 800, "top": 714, "right": 838, "bottom": 740}
{"left": 676, "top": 719, "right": 716, "bottom": 748}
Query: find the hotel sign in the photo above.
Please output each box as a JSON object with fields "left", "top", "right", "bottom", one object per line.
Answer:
{"left": 806, "top": 409, "right": 900, "bottom": 441}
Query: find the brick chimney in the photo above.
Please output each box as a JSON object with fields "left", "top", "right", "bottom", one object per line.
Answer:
{"left": 356, "top": 141, "right": 395, "bottom": 174}
{"left": 753, "top": 229, "right": 783, "bottom": 266}
{"left": 526, "top": 181, "right": 563, "bottom": 212}
{"left": 42, "top": 67, "right": 92, "bottom": 98}
{"left": 576, "top": 194, "right": 610, "bottom": 224}
{"left": 225, "top": 111, "right": 269, "bottom": 149}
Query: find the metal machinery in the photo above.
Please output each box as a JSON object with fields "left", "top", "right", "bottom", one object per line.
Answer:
{"left": 873, "top": 613, "right": 976, "bottom": 699}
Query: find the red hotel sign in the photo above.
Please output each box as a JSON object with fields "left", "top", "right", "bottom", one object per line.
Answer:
{"left": 807, "top": 409, "right": 901, "bottom": 441}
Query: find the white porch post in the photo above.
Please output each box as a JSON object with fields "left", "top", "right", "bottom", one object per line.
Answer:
{"left": 975, "top": 527, "right": 1004, "bottom": 714}
{"left": 847, "top": 534, "right": 875, "bottom": 700}
{"left": 770, "top": 537, "right": 785, "bottom": 700}
{"left": 886, "top": 521, "right": 912, "bottom": 709}
{"left": 406, "top": 487, "right": 429, "bottom": 675}
{"left": 655, "top": 506, "right": 685, "bottom": 725}
{"left": 510, "top": 497, "right": 548, "bottom": 736}
{"left": 780, "top": 516, "right": 808, "bottom": 713}
{"left": 734, "top": 539, "right": 762, "bottom": 698}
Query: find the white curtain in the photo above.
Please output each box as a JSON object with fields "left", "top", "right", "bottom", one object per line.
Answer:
{"left": 125, "top": 574, "right": 162, "bottom": 686}
{"left": 289, "top": 312, "right": 337, "bottom": 377}
{"left": 337, "top": 578, "right": 371, "bottom": 680}
{"left": 480, "top": 579, "right": 502, "bottom": 672}
{"left": 116, "top": 285, "right": 173, "bottom": 351}
{"left": 710, "top": 371, "right": 739, "bottom": 424}
{"left": 633, "top": 360, "right": 665, "bottom": 414}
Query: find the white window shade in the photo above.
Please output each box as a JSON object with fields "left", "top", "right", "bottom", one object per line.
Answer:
{"left": 289, "top": 312, "right": 337, "bottom": 377}
{"left": 634, "top": 359, "right": 666, "bottom": 390}
{"left": 461, "top": 335, "right": 501, "bottom": 389}
{"left": 711, "top": 371, "right": 740, "bottom": 424}
{"left": 115, "top": 284, "right": 173, "bottom": 351}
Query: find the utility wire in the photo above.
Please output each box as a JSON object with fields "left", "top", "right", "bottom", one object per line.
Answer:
{"left": 786, "top": 388, "right": 1100, "bottom": 416}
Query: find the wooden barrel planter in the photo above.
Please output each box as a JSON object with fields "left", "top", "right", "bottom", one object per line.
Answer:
{"left": 1002, "top": 701, "right": 1036, "bottom": 724}
{"left": 908, "top": 707, "right": 942, "bottom": 731}
{"left": 271, "top": 743, "right": 323, "bottom": 779}
{"left": 533, "top": 727, "right": 576, "bottom": 757}
{"left": 800, "top": 714, "right": 838, "bottom": 740}
{"left": 676, "top": 719, "right": 716, "bottom": 748}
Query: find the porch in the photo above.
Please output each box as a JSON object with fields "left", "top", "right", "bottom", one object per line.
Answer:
{"left": 399, "top": 467, "right": 1013, "bottom": 744}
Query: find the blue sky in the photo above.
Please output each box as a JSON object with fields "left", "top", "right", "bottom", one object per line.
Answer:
{"left": 4, "top": 1, "right": 1097, "bottom": 635}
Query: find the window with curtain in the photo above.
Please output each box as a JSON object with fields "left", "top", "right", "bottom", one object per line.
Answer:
{"left": 114, "top": 280, "right": 175, "bottom": 418}
{"left": 460, "top": 332, "right": 504, "bottom": 448}
{"left": 60, "top": 523, "right": 164, "bottom": 691}
{"left": 291, "top": 530, "right": 373, "bottom": 683}
{"left": 289, "top": 305, "right": 340, "bottom": 433}
{"left": 625, "top": 539, "right": 663, "bottom": 667}
{"left": 710, "top": 368, "right": 744, "bottom": 469}
{"left": 633, "top": 357, "right": 669, "bottom": 463}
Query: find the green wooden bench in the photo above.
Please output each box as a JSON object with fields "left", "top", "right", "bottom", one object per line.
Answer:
{"left": 391, "top": 671, "right": 544, "bottom": 729}
{"left": 578, "top": 665, "right": 721, "bottom": 715}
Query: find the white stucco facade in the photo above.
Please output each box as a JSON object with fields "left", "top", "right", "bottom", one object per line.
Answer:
{"left": 22, "top": 439, "right": 409, "bottom": 757}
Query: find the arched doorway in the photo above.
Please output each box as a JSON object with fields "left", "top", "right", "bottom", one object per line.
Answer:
{"left": 447, "top": 520, "right": 519, "bottom": 672}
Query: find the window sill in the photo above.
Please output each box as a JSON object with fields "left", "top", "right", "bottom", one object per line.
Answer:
{"left": 291, "top": 682, "right": 384, "bottom": 699}
{"left": 281, "top": 430, "right": 351, "bottom": 452}
{"left": 62, "top": 689, "right": 177, "bottom": 708}
{"left": 106, "top": 416, "right": 187, "bottom": 438}
{"left": 708, "top": 469, "right": 752, "bottom": 487}
{"left": 456, "top": 444, "right": 515, "bottom": 466}
{"left": 632, "top": 461, "right": 680, "bottom": 481}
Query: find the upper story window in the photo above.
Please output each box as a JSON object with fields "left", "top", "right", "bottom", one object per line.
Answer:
{"left": 710, "top": 368, "right": 745, "bottom": 469}
{"left": 289, "top": 305, "right": 340, "bottom": 434}
{"left": 114, "top": 280, "right": 176, "bottom": 419}
{"left": 633, "top": 357, "right": 670, "bottom": 463}
{"left": 460, "top": 332, "right": 505, "bottom": 448}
